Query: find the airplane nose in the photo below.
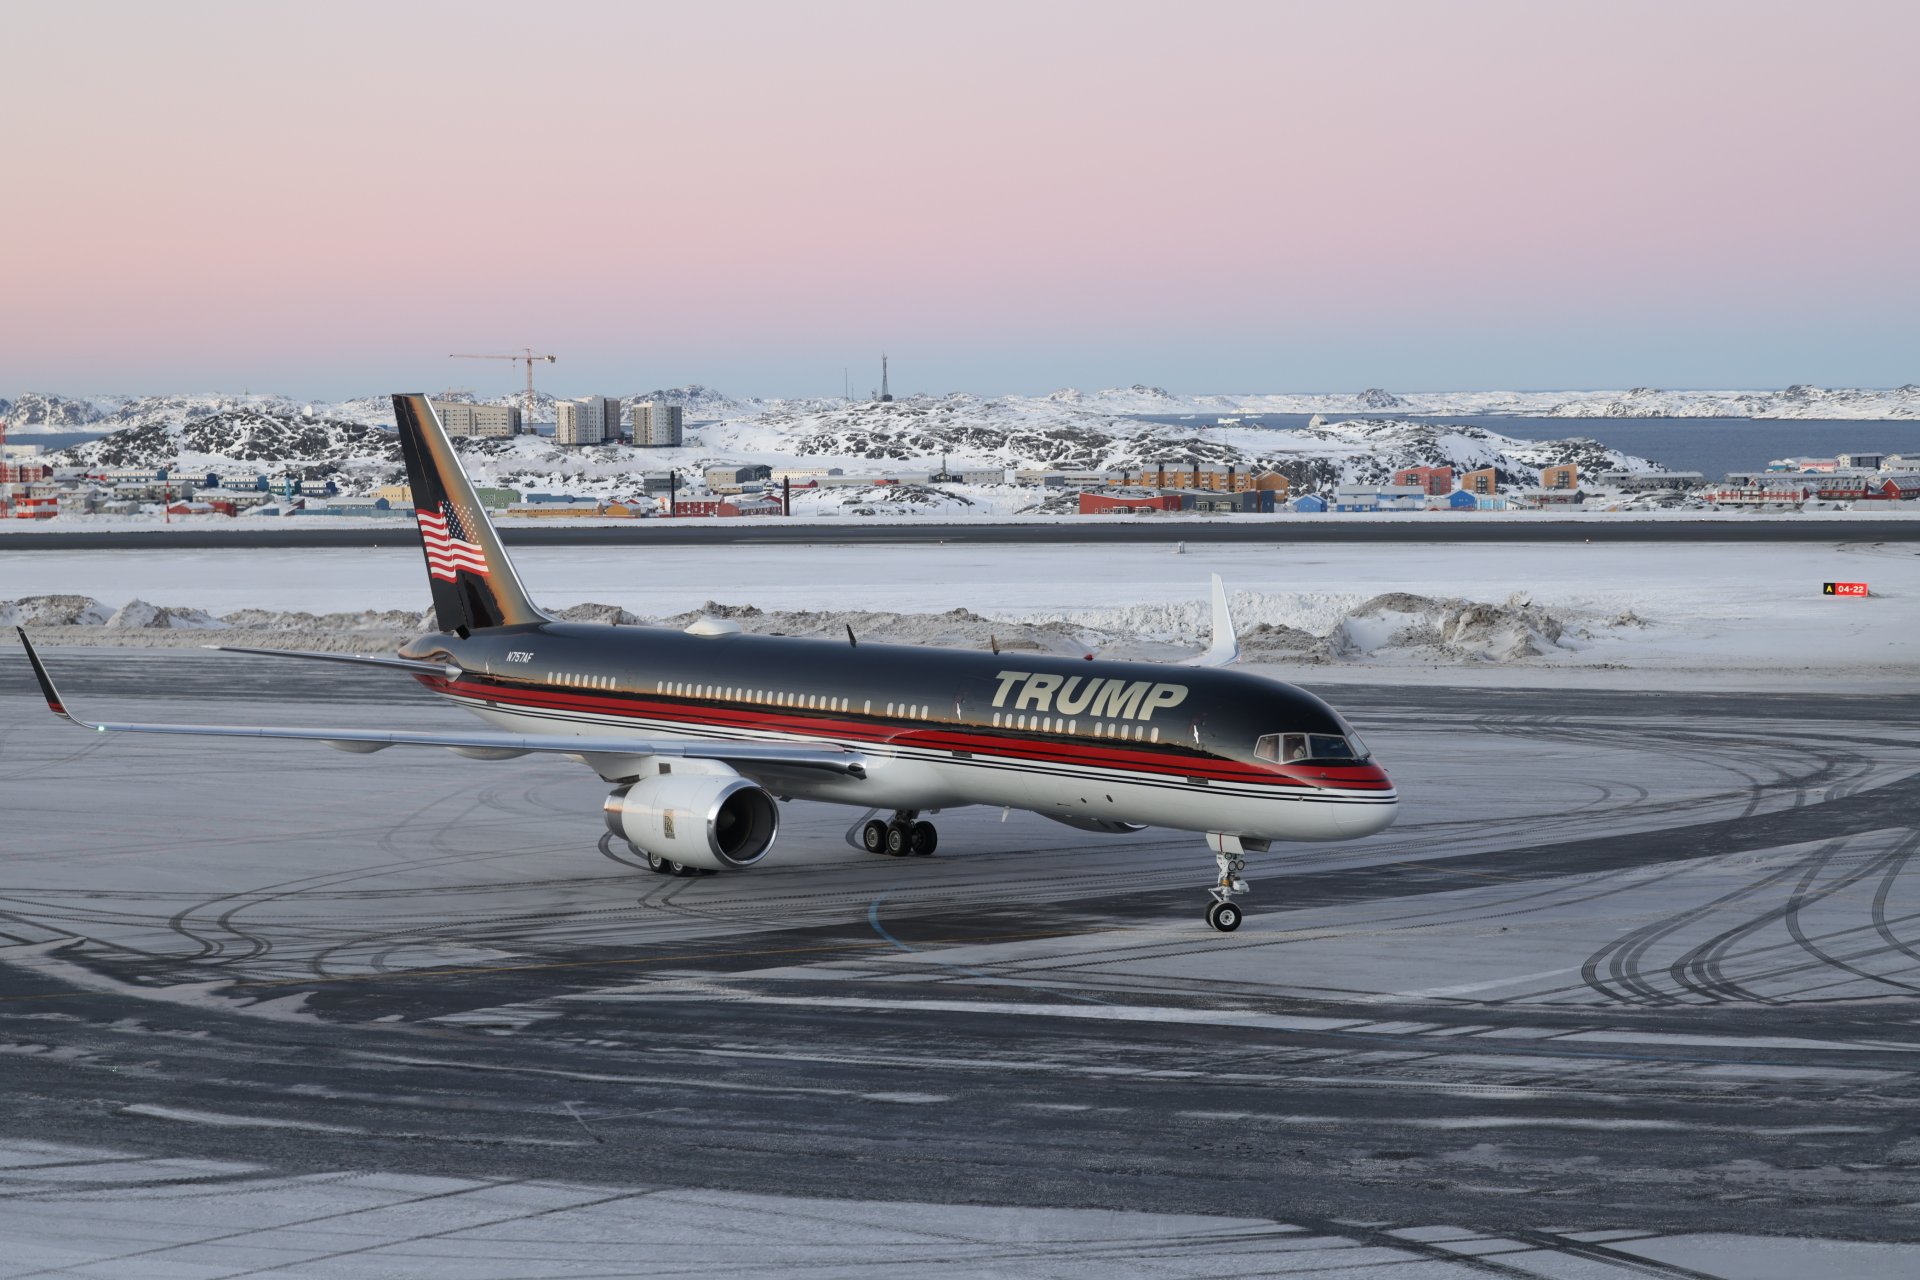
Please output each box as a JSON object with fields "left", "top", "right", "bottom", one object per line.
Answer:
{"left": 1339, "top": 790, "right": 1398, "bottom": 838}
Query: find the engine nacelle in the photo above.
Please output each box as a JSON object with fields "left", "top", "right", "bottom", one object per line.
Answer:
{"left": 603, "top": 772, "right": 779, "bottom": 870}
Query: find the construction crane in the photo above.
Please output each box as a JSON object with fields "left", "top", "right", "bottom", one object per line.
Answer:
{"left": 449, "top": 349, "right": 558, "bottom": 427}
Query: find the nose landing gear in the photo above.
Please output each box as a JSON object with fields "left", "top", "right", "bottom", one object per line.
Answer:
{"left": 1203, "top": 834, "right": 1264, "bottom": 932}
{"left": 862, "top": 811, "right": 938, "bottom": 857}
{"left": 1206, "top": 851, "right": 1248, "bottom": 932}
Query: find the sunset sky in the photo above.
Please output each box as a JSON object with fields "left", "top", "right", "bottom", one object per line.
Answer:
{"left": 5, "top": 0, "right": 1915, "bottom": 400}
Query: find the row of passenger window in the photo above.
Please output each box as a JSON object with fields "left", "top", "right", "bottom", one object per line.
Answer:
{"left": 652, "top": 681, "right": 934, "bottom": 721}
{"left": 990, "top": 710, "right": 1159, "bottom": 742}
{"left": 554, "top": 675, "right": 1153, "bottom": 743}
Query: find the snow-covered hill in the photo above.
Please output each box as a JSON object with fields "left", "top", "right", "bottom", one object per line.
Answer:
{"left": 57, "top": 408, "right": 402, "bottom": 484}
{"left": 622, "top": 384, "right": 752, "bottom": 420}
{"left": 2, "top": 392, "right": 111, "bottom": 433}
{"left": 699, "top": 395, "right": 1654, "bottom": 488}
{"left": 43, "top": 390, "right": 1655, "bottom": 503}
{"left": 13, "top": 381, "right": 1914, "bottom": 447}
{"left": 1008, "top": 384, "right": 1919, "bottom": 419}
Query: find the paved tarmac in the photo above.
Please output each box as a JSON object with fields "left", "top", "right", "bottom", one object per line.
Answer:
{"left": 2, "top": 651, "right": 1919, "bottom": 1275}
{"left": 3, "top": 515, "right": 1920, "bottom": 549}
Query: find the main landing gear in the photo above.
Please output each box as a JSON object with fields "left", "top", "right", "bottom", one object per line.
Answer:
{"left": 862, "top": 811, "right": 938, "bottom": 857}
{"left": 644, "top": 848, "right": 714, "bottom": 878}
{"left": 1204, "top": 834, "right": 1263, "bottom": 932}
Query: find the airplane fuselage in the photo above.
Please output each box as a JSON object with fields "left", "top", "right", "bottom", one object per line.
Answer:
{"left": 400, "top": 622, "right": 1399, "bottom": 843}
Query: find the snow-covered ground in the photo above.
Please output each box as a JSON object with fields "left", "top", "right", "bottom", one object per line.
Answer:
{"left": 4, "top": 539, "right": 1913, "bottom": 689}
{"left": 0, "top": 1136, "right": 1902, "bottom": 1280}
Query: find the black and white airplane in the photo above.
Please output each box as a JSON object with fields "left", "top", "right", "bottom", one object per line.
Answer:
{"left": 17, "top": 394, "right": 1397, "bottom": 932}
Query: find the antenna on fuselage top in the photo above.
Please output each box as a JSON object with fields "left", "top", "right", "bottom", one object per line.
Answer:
{"left": 845, "top": 624, "right": 858, "bottom": 648}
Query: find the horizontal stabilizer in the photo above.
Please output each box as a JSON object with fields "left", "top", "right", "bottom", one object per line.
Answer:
{"left": 206, "top": 645, "right": 458, "bottom": 677}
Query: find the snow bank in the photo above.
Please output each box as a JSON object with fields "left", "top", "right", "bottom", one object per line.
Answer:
{"left": 0, "top": 589, "right": 1618, "bottom": 667}
{"left": 0, "top": 595, "right": 114, "bottom": 627}
{"left": 103, "top": 599, "right": 226, "bottom": 630}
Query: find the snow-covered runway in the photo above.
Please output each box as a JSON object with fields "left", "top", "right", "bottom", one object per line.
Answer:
{"left": 2, "top": 654, "right": 1919, "bottom": 1275}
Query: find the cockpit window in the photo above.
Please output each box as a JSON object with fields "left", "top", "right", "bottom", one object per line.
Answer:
{"left": 1255, "top": 732, "right": 1369, "bottom": 764}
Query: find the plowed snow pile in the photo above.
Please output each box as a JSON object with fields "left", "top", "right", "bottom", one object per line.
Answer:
{"left": 1, "top": 591, "right": 1622, "bottom": 666}
{"left": 1045, "top": 590, "right": 1610, "bottom": 664}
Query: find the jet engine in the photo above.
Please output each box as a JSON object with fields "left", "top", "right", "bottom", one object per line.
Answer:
{"left": 603, "top": 771, "right": 779, "bottom": 871}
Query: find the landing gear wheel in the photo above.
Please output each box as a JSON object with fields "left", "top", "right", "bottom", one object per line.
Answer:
{"left": 885, "top": 824, "right": 910, "bottom": 857}
{"left": 644, "top": 849, "right": 674, "bottom": 876}
{"left": 909, "top": 821, "right": 938, "bottom": 856}
{"left": 862, "top": 820, "right": 889, "bottom": 855}
{"left": 1206, "top": 900, "right": 1242, "bottom": 933}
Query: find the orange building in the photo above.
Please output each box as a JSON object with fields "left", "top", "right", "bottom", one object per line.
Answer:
{"left": 1462, "top": 467, "right": 1498, "bottom": 495}
{"left": 1122, "top": 466, "right": 1288, "bottom": 495}
{"left": 1540, "top": 463, "right": 1579, "bottom": 490}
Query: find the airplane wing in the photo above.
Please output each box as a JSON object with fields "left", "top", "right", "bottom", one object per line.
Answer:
{"left": 1179, "top": 573, "right": 1241, "bottom": 668}
{"left": 16, "top": 630, "right": 865, "bottom": 781}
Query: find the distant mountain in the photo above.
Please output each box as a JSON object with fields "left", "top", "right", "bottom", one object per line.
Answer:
{"left": 3, "top": 392, "right": 109, "bottom": 433}
{"left": 623, "top": 384, "right": 748, "bottom": 419}
{"left": 1535, "top": 384, "right": 1920, "bottom": 420}
{"left": 1355, "top": 387, "right": 1407, "bottom": 409}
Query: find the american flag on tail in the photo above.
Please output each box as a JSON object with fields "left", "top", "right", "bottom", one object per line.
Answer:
{"left": 417, "top": 500, "right": 490, "bottom": 582}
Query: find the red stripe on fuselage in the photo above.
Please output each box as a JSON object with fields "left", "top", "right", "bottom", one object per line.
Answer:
{"left": 416, "top": 674, "right": 1394, "bottom": 791}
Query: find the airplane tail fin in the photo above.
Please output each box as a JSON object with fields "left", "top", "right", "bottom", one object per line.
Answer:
{"left": 391, "top": 393, "right": 545, "bottom": 634}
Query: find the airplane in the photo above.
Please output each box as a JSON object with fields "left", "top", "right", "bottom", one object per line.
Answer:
{"left": 15, "top": 394, "right": 1398, "bottom": 933}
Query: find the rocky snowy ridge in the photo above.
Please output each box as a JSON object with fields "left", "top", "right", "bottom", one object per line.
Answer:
{"left": 5, "top": 380, "right": 1915, "bottom": 440}
{"left": 34, "top": 393, "right": 1661, "bottom": 502}
{"left": 1009, "top": 384, "right": 1920, "bottom": 419}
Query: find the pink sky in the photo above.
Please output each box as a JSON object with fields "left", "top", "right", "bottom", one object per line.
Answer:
{"left": 3, "top": 0, "right": 1915, "bottom": 399}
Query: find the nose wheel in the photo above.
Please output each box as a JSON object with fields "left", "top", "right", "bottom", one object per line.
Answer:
{"left": 1206, "top": 847, "right": 1249, "bottom": 932}
{"left": 1205, "top": 900, "right": 1242, "bottom": 932}
{"left": 863, "top": 812, "right": 938, "bottom": 857}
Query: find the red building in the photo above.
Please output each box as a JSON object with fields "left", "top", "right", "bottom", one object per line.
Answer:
{"left": 668, "top": 498, "right": 728, "bottom": 517}
{"left": 0, "top": 462, "right": 52, "bottom": 484}
{"left": 667, "top": 496, "right": 784, "bottom": 517}
{"left": 1819, "top": 475, "right": 1920, "bottom": 502}
{"left": 1391, "top": 465, "right": 1454, "bottom": 495}
{"left": 1079, "top": 492, "right": 1180, "bottom": 515}
{"left": 10, "top": 495, "right": 59, "bottom": 519}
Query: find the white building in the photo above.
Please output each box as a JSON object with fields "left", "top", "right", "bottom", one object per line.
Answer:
{"left": 634, "top": 401, "right": 684, "bottom": 448}
{"left": 555, "top": 396, "right": 618, "bottom": 447}
{"left": 1331, "top": 484, "right": 1428, "bottom": 513}
{"left": 431, "top": 400, "right": 521, "bottom": 439}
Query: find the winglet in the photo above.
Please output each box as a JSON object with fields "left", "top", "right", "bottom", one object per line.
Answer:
{"left": 16, "top": 629, "right": 85, "bottom": 725}
{"left": 1181, "top": 574, "right": 1240, "bottom": 668}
